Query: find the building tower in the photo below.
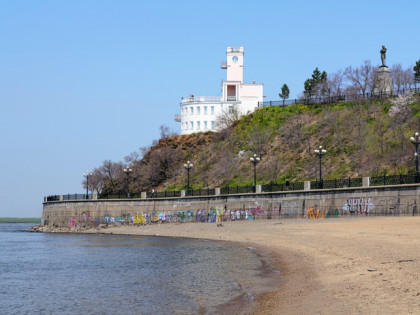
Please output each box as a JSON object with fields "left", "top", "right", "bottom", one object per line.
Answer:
{"left": 176, "top": 47, "right": 263, "bottom": 135}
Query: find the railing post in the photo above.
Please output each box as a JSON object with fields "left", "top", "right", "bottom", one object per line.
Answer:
{"left": 215, "top": 188, "right": 220, "bottom": 196}
{"left": 348, "top": 177, "right": 351, "bottom": 187}
{"left": 304, "top": 181, "right": 311, "bottom": 191}
{"left": 362, "top": 177, "right": 370, "bottom": 187}
{"left": 141, "top": 191, "right": 147, "bottom": 199}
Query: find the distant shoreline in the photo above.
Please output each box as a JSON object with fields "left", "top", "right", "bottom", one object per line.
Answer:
{"left": 0, "top": 218, "right": 41, "bottom": 223}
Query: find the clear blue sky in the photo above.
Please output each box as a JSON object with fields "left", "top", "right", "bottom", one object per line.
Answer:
{"left": 0, "top": 0, "right": 419, "bottom": 217}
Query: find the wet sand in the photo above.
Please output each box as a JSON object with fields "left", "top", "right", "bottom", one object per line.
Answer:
{"left": 67, "top": 217, "right": 420, "bottom": 314}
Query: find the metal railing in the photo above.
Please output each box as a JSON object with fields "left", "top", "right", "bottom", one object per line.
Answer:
{"left": 262, "top": 182, "right": 305, "bottom": 192}
{"left": 147, "top": 190, "right": 182, "bottom": 198}
{"left": 185, "top": 188, "right": 216, "bottom": 197}
{"left": 370, "top": 174, "right": 419, "bottom": 186}
{"left": 220, "top": 185, "right": 254, "bottom": 195}
{"left": 259, "top": 88, "right": 420, "bottom": 107}
{"left": 311, "top": 177, "right": 364, "bottom": 189}
{"left": 181, "top": 96, "right": 222, "bottom": 104}
{"left": 44, "top": 174, "right": 420, "bottom": 202}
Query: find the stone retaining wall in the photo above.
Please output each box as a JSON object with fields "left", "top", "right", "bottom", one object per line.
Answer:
{"left": 42, "top": 185, "right": 420, "bottom": 227}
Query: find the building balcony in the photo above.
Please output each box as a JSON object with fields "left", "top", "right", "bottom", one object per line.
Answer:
{"left": 181, "top": 96, "right": 222, "bottom": 104}
{"left": 226, "top": 47, "right": 244, "bottom": 53}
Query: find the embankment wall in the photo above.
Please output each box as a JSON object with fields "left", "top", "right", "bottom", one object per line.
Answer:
{"left": 42, "top": 184, "right": 420, "bottom": 227}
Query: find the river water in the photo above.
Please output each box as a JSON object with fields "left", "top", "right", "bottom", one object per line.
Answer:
{"left": 0, "top": 224, "right": 281, "bottom": 314}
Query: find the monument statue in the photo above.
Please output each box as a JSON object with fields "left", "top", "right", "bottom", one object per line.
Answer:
{"left": 380, "top": 45, "right": 387, "bottom": 67}
{"left": 374, "top": 45, "right": 393, "bottom": 95}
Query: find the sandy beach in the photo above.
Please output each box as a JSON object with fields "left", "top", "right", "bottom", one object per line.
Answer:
{"left": 58, "top": 217, "right": 420, "bottom": 314}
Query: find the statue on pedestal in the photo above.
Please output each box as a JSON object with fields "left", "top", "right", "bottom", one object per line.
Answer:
{"left": 380, "top": 45, "right": 387, "bottom": 67}
{"left": 374, "top": 45, "right": 393, "bottom": 95}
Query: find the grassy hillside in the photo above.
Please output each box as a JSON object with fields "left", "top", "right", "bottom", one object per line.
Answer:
{"left": 98, "top": 94, "right": 420, "bottom": 195}
{"left": 157, "top": 96, "right": 420, "bottom": 190}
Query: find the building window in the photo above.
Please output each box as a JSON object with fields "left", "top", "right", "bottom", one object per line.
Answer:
{"left": 228, "top": 105, "right": 234, "bottom": 114}
{"left": 197, "top": 121, "right": 200, "bottom": 130}
{"left": 204, "top": 106, "right": 207, "bottom": 115}
{"left": 190, "top": 107, "right": 194, "bottom": 115}
{"left": 204, "top": 121, "right": 208, "bottom": 129}
{"left": 211, "top": 121, "right": 215, "bottom": 129}
{"left": 211, "top": 106, "right": 214, "bottom": 115}
{"left": 197, "top": 107, "right": 200, "bottom": 115}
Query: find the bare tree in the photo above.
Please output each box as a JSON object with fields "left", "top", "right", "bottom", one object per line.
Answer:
{"left": 159, "top": 124, "right": 178, "bottom": 139}
{"left": 246, "top": 123, "right": 273, "bottom": 157}
{"left": 145, "top": 146, "right": 183, "bottom": 187}
{"left": 100, "top": 160, "right": 123, "bottom": 183}
{"left": 82, "top": 169, "right": 106, "bottom": 194}
{"left": 391, "top": 64, "right": 406, "bottom": 94}
{"left": 325, "top": 69, "right": 345, "bottom": 96}
{"left": 216, "top": 107, "right": 241, "bottom": 130}
{"left": 345, "top": 61, "right": 376, "bottom": 96}
{"left": 211, "top": 147, "right": 238, "bottom": 186}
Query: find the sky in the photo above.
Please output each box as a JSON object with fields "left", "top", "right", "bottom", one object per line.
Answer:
{"left": 0, "top": 0, "right": 419, "bottom": 217}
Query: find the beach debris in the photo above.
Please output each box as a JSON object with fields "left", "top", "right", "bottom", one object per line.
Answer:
{"left": 243, "top": 292, "right": 255, "bottom": 302}
{"left": 398, "top": 259, "right": 414, "bottom": 263}
{"left": 217, "top": 223, "right": 224, "bottom": 227}
{"left": 367, "top": 269, "right": 377, "bottom": 272}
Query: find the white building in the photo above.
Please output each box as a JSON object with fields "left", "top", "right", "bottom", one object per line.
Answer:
{"left": 175, "top": 47, "right": 264, "bottom": 135}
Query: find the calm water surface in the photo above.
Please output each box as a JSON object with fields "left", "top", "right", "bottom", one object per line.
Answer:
{"left": 0, "top": 224, "right": 280, "bottom": 314}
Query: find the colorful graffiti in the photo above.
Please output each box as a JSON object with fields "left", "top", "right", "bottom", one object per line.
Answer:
{"left": 249, "top": 206, "right": 266, "bottom": 216}
{"left": 196, "top": 210, "right": 206, "bottom": 222}
{"left": 63, "top": 206, "right": 278, "bottom": 228}
{"left": 343, "top": 198, "right": 374, "bottom": 214}
{"left": 307, "top": 208, "right": 324, "bottom": 219}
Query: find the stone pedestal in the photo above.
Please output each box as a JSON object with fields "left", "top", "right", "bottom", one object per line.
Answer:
{"left": 373, "top": 66, "right": 393, "bottom": 95}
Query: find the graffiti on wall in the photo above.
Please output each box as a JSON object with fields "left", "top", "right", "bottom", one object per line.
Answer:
{"left": 343, "top": 198, "right": 374, "bottom": 214}
{"left": 67, "top": 211, "right": 94, "bottom": 228}
{"left": 63, "top": 206, "right": 277, "bottom": 228}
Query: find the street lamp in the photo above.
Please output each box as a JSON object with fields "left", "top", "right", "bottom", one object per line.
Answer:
{"left": 250, "top": 154, "right": 261, "bottom": 191}
{"left": 314, "top": 145, "right": 327, "bottom": 188}
{"left": 83, "top": 171, "right": 92, "bottom": 199}
{"left": 410, "top": 132, "right": 420, "bottom": 183}
{"left": 184, "top": 161, "right": 193, "bottom": 193}
{"left": 123, "top": 166, "right": 132, "bottom": 198}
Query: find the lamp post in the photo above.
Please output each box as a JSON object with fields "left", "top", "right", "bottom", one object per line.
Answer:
{"left": 83, "top": 171, "right": 92, "bottom": 199}
{"left": 410, "top": 132, "right": 420, "bottom": 183}
{"left": 123, "top": 166, "right": 132, "bottom": 198}
{"left": 314, "top": 145, "right": 326, "bottom": 188}
{"left": 184, "top": 161, "right": 193, "bottom": 193}
{"left": 250, "top": 154, "right": 260, "bottom": 191}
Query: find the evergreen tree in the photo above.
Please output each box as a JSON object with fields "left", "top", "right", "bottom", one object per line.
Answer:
{"left": 304, "top": 67, "right": 327, "bottom": 97}
{"left": 414, "top": 60, "right": 420, "bottom": 88}
{"left": 279, "top": 84, "right": 290, "bottom": 103}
